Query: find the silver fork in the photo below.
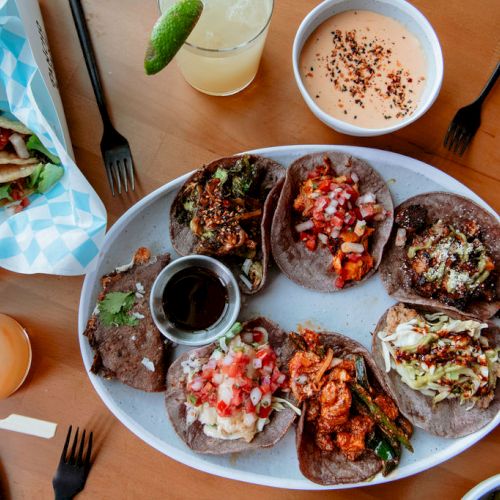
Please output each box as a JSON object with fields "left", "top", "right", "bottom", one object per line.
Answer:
{"left": 69, "top": 0, "right": 135, "bottom": 195}
{"left": 443, "top": 61, "right": 499, "bottom": 156}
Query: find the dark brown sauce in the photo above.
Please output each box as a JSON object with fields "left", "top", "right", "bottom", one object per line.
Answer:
{"left": 162, "top": 267, "right": 228, "bottom": 331}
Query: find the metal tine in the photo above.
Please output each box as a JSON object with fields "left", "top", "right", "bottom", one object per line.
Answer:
{"left": 60, "top": 425, "right": 72, "bottom": 463}
{"left": 85, "top": 431, "right": 93, "bottom": 469}
{"left": 447, "top": 125, "right": 462, "bottom": 152}
{"left": 125, "top": 157, "right": 135, "bottom": 192}
{"left": 76, "top": 429, "right": 87, "bottom": 466}
{"left": 69, "top": 427, "right": 80, "bottom": 464}
{"left": 443, "top": 124, "right": 455, "bottom": 148}
{"left": 111, "top": 162, "right": 122, "bottom": 195}
{"left": 117, "top": 160, "right": 128, "bottom": 193}
{"left": 105, "top": 162, "right": 115, "bottom": 197}
{"left": 452, "top": 129, "right": 466, "bottom": 154}
{"left": 458, "top": 133, "right": 472, "bottom": 156}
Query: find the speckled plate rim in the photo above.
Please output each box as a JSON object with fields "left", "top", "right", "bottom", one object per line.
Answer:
{"left": 78, "top": 145, "right": 499, "bottom": 490}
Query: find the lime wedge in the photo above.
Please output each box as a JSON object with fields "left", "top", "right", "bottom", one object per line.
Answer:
{"left": 144, "top": 0, "right": 203, "bottom": 76}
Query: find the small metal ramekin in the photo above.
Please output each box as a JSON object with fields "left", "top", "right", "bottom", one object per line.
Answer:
{"left": 150, "top": 255, "right": 241, "bottom": 346}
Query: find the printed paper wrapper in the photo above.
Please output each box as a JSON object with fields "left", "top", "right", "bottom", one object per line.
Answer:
{"left": 0, "top": 0, "right": 107, "bottom": 275}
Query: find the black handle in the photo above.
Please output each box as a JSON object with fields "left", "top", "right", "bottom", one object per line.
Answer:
{"left": 476, "top": 61, "right": 500, "bottom": 105}
{"left": 68, "top": 0, "right": 111, "bottom": 125}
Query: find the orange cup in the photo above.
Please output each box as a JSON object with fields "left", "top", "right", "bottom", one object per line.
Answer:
{"left": 0, "top": 313, "right": 32, "bottom": 399}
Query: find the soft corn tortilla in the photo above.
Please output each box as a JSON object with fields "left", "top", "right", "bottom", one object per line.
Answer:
{"left": 372, "top": 303, "right": 500, "bottom": 437}
{"left": 170, "top": 155, "right": 286, "bottom": 295}
{"left": 379, "top": 192, "right": 500, "bottom": 319}
{"left": 0, "top": 151, "right": 38, "bottom": 165}
{"left": 165, "top": 317, "right": 296, "bottom": 454}
{"left": 271, "top": 152, "right": 394, "bottom": 292}
{"left": 0, "top": 116, "right": 32, "bottom": 135}
{"left": 0, "top": 163, "right": 38, "bottom": 183}
{"left": 293, "top": 331, "right": 398, "bottom": 485}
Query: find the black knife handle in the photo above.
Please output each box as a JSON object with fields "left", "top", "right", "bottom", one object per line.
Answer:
{"left": 68, "top": 0, "right": 111, "bottom": 124}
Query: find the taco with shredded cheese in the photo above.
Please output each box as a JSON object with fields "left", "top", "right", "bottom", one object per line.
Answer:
{"left": 0, "top": 116, "right": 63, "bottom": 211}
{"left": 372, "top": 303, "right": 499, "bottom": 437}
{"left": 271, "top": 152, "right": 393, "bottom": 291}
{"left": 170, "top": 155, "right": 285, "bottom": 294}
{"left": 379, "top": 192, "right": 499, "bottom": 319}
{"left": 165, "top": 317, "right": 299, "bottom": 454}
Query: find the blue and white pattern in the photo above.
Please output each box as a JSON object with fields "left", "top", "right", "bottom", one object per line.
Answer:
{"left": 0, "top": 0, "right": 107, "bottom": 275}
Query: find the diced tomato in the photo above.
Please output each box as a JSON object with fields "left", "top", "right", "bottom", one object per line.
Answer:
{"left": 222, "top": 199, "right": 230, "bottom": 207}
{"left": 331, "top": 215, "right": 343, "bottom": 228}
{"left": 318, "top": 179, "right": 331, "bottom": 192}
{"left": 231, "top": 388, "right": 243, "bottom": 407}
{"left": 244, "top": 399, "right": 255, "bottom": 414}
{"left": 305, "top": 238, "right": 317, "bottom": 251}
{"left": 260, "top": 384, "right": 271, "bottom": 394}
{"left": 335, "top": 276, "right": 345, "bottom": 288}
{"left": 258, "top": 405, "right": 272, "bottom": 419}
{"left": 10, "top": 188, "right": 22, "bottom": 201}
{"left": 20, "top": 197, "right": 30, "bottom": 208}
{"left": 216, "top": 400, "right": 232, "bottom": 417}
{"left": 253, "top": 330, "right": 264, "bottom": 343}
{"left": 347, "top": 253, "right": 362, "bottom": 263}
{"left": 0, "top": 128, "right": 12, "bottom": 150}
{"left": 239, "top": 376, "right": 254, "bottom": 393}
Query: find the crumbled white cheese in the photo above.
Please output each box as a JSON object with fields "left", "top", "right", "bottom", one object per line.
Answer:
{"left": 131, "top": 335, "right": 137, "bottom": 341}
{"left": 132, "top": 312, "right": 145, "bottom": 320}
{"left": 115, "top": 257, "right": 135, "bottom": 273}
{"left": 135, "top": 282, "right": 145, "bottom": 299}
{"left": 92, "top": 303, "right": 100, "bottom": 316}
{"left": 141, "top": 357, "right": 155, "bottom": 372}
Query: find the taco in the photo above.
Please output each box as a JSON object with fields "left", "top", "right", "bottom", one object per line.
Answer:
{"left": 0, "top": 116, "right": 63, "bottom": 209}
{"left": 271, "top": 152, "right": 393, "bottom": 291}
{"left": 288, "top": 328, "right": 413, "bottom": 485}
{"left": 379, "top": 192, "right": 499, "bottom": 319}
{"left": 372, "top": 303, "right": 499, "bottom": 438}
{"left": 165, "top": 317, "right": 299, "bottom": 454}
{"left": 170, "top": 154, "right": 285, "bottom": 294}
{"left": 84, "top": 247, "right": 171, "bottom": 392}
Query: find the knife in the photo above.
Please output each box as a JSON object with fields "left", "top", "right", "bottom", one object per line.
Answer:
{"left": 0, "top": 414, "right": 57, "bottom": 439}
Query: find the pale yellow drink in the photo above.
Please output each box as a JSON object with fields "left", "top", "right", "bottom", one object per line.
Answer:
{"left": 159, "top": 0, "right": 274, "bottom": 95}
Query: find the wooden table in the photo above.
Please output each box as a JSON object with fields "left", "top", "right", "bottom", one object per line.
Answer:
{"left": 1, "top": 0, "right": 499, "bottom": 498}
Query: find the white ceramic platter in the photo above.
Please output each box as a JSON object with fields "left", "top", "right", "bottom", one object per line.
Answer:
{"left": 78, "top": 145, "right": 499, "bottom": 490}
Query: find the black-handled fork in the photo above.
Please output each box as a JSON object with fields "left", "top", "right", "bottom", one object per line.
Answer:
{"left": 69, "top": 0, "right": 135, "bottom": 195}
{"left": 52, "top": 425, "right": 93, "bottom": 500}
{"left": 443, "top": 61, "right": 500, "bottom": 156}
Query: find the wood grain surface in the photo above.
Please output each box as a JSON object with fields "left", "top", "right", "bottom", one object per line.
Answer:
{"left": 1, "top": 0, "right": 499, "bottom": 498}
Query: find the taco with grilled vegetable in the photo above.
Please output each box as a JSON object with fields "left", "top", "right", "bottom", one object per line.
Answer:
{"left": 288, "top": 329, "right": 413, "bottom": 485}
{"left": 372, "top": 303, "right": 499, "bottom": 438}
{"left": 165, "top": 317, "right": 300, "bottom": 454}
{"left": 271, "top": 152, "right": 393, "bottom": 291}
{"left": 0, "top": 116, "right": 63, "bottom": 210}
{"left": 170, "top": 155, "right": 285, "bottom": 294}
{"left": 379, "top": 192, "right": 499, "bottom": 319}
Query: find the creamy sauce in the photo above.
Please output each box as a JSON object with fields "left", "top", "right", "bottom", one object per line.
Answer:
{"left": 300, "top": 10, "right": 427, "bottom": 129}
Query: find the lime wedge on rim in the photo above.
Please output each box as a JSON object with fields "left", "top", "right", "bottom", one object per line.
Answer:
{"left": 144, "top": 0, "right": 203, "bottom": 76}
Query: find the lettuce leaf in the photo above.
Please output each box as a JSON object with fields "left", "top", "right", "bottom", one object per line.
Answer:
{"left": 0, "top": 183, "right": 12, "bottom": 201}
{"left": 26, "top": 135, "right": 61, "bottom": 165}
{"left": 36, "top": 163, "right": 64, "bottom": 193}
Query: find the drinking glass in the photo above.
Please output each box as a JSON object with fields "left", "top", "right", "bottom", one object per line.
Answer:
{"left": 159, "top": 0, "right": 274, "bottom": 96}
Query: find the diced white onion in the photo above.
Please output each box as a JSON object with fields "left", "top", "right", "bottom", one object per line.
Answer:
{"left": 360, "top": 205, "right": 371, "bottom": 218}
{"left": 331, "top": 228, "right": 341, "bottom": 239}
{"left": 206, "top": 358, "right": 217, "bottom": 370}
{"left": 277, "top": 374, "right": 286, "bottom": 384}
{"left": 242, "top": 258, "right": 252, "bottom": 276}
{"left": 261, "top": 393, "right": 272, "bottom": 406}
{"left": 354, "top": 220, "right": 366, "bottom": 237}
{"left": 357, "top": 192, "right": 376, "bottom": 205}
{"left": 241, "top": 331, "right": 254, "bottom": 344}
{"left": 252, "top": 358, "right": 262, "bottom": 369}
{"left": 295, "top": 220, "right": 314, "bottom": 232}
{"left": 191, "top": 378, "right": 203, "bottom": 391}
{"left": 212, "top": 373, "right": 223, "bottom": 385}
{"left": 219, "top": 384, "right": 233, "bottom": 404}
{"left": 222, "top": 354, "right": 234, "bottom": 366}
{"left": 351, "top": 172, "right": 359, "bottom": 183}
{"left": 325, "top": 200, "right": 338, "bottom": 215}
{"left": 318, "top": 233, "right": 328, "bottom": 244}
{"left": 296, "top": 375, "right": 308, "bottom": 385}
{"left": 344, "top": 192, "right": 351, "bottom": 199}
{"left": 340, "top": 242, "right": 365, "bottom": 253}
{"left": 239, "top": 274, "right": 253, "bottom": 290}
{"left": 250, "top": 387, "right": 262, "bottom": 406}
{"left": 243, "top": 412, "right": 257, "bottom": 426}
{"left": 330, "top": 357, "right": 343, "bottom": 367}
{"left": 9, "top": 133, "right": 30, "bottom": 159}
{"left": 395, "top": 228, "right": 407, "bottom": 247}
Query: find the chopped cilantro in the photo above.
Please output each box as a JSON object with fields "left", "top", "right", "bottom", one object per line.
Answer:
{"left": 98, "top": 291, "right": 139, "bottom": 327}
{"left": 187, "top": 394, "right": 198, "bottom": 405}
{"left": 214, "top": 167, "right": 228, "bottom": 185}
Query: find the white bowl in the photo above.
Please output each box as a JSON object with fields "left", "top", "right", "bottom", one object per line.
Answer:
{"left": 292, "top": 0, "right": 444, "bottom": 137}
